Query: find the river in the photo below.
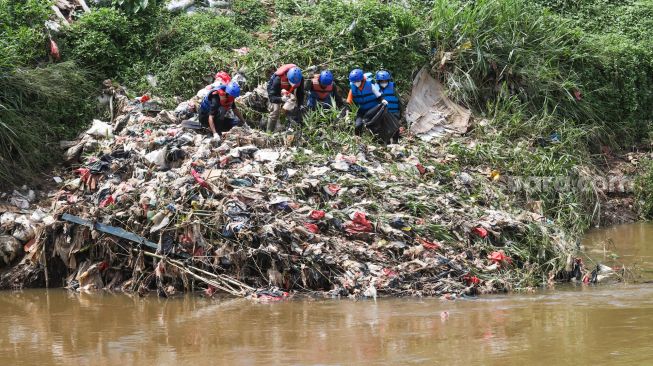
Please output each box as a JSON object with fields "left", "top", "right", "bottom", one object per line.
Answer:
{"left": 1, "top": 223, "right": 652, "bottom": 365}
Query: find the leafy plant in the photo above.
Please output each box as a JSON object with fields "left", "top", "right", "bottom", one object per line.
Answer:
{"left": 63, "top": 8, "right": 132, "bottom": 76}
{"left": 232, "top": 0, "right": 269, "bottom": 29}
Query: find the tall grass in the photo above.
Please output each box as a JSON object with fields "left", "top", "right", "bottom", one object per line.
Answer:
{"left": 0, "top": 62, "right": 95, "bottom": 186}
{"left": 430, "top": 0, "right": 592, "bottom": 120}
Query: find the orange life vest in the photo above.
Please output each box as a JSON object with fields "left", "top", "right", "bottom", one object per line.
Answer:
{"left": 275, "top": 64, "right": 297, "bottom": 92}
{"left": 311, "top": 74, "right": 333, "bottom": 100}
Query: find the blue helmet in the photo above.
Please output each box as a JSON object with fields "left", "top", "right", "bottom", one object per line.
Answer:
{"left": 376, "top": 70, "right": 391, "bottom": 81}
{"left": 225, "top": 82, "right": 241, "bottom": 97}
{"left": 349, "top": 69, "right": 364, "bottom": 83}
{"left": 318, "top": 70, "right": 333, "bottom": 85}
{"left": 287, "top": 67, "right": 303, "bottom": 85}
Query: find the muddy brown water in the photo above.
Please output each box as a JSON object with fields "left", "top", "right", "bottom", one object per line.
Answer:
{"left": 1, "top": 223, "right": 652, "bottom": 365}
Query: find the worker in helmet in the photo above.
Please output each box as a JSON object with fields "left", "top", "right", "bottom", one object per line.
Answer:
{"left": 198, "top": 81, "right": 245, "bottom": 141}
{"left": 346, "top": 68, "right": 385, "bottom": 134}
{"left": 266, "top": 64, "right": 305, "bottom": 132}
{"left": 305, "top": 70, "right": 341, "bottom": 110}
{"left": 374, "top": 70, "right": 400, "bottom": 118}
{"left": 374, "top": 70, "right": 402, "bottom": 143}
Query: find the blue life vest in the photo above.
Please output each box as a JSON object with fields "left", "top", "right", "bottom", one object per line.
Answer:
{"left": 200, "top": 85, "right": 226, "bottom": 113}
{"left": 379, "top": 82, "right": 400, "bottom": 117}
{"left": 350, "top": 79, "right": 379, "bottom": 113}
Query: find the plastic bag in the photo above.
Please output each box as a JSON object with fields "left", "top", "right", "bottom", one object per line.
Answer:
{"left": 363, "top": 105, "right": 400, "bottom": 143}
{"left": 144, "top": 148, "right": 167, "bottom": 168}
{"left": 85, "top": 120, "right": 114, "bottom": 139}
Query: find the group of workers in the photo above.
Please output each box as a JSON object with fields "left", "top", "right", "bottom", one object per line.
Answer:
{"left": 198, "top": 64, "right": 402, "bottom": 142}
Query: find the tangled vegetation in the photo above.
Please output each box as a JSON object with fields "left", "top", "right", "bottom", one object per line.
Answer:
{"left": 1, "top": 0, "right": 652, "bottom": 234}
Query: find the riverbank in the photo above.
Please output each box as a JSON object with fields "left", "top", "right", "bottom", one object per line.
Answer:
{"left": 1, "top": 0, "right": 652, "bottom": 297}
{"left": 0, "top": 93, "right": 575, "bottom": 297}
{"left": 1, "top": 85, "right": 648, "bottom": 298}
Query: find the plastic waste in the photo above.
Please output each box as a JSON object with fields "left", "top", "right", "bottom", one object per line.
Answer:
{"left": 85, "top": 119, "right": 114, "bottom": 139}
{"left": 166, "top": 0, "right": 194, "bottom": 12}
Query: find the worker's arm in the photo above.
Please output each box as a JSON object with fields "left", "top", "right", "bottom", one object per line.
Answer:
{"left": 371, "top": 83, "right": 384, "bottom": 103}
{"left": 267, "top": 76, "right": 283, "bottom": 104}
{"left": 347, "top": 89, "right": 353, "bottom": 104}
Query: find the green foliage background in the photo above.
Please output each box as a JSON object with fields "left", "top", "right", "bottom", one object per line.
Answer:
{"left": 1, "top": 0, "right": 652, "bottom": 224}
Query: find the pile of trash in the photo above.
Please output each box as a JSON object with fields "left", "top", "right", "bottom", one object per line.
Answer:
{"left": 0, "top": 87, "right": 576, "bottom": 299}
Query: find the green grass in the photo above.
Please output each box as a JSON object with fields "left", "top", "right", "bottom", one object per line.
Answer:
{"left": 0, "top": 62, "right": 95, "bottom": 186}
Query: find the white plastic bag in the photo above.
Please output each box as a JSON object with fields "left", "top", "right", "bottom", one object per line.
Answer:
{"left": 85, "top": 119, "right": 114, "bottom": 138}
{"left": 144, "top": 148, "right": 167, "bottom": 168}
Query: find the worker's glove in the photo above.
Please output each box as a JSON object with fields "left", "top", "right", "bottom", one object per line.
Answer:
{"left": 281, "top": 95, "right": 289, "bottom": 103}
{"left": 381, "top": 99, "right": 388, "bottom": 106}
{"left": 213, "top": 132, "right": 221, "bottom": 142}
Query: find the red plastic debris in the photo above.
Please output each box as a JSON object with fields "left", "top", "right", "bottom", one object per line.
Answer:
{"left": 488, "top": 250, "right": 512, "bottom": 266}
{"left": 463, "top": 274, "right": 480, "bottom": 285}
{"left": 418, "top": 237, "right": 441, "bottom": 250}
{"left": 98, "top": 261, "right": 109, "bottom": 272}
{"left": 304, "top": 223, "right": 319, "bottom": 234}
{"left": 326, "top": 183, "right": 341, "bottom": 196}
{"left": 144, "top": 129, "right": 152, "bottom": 136}
{"left": 193, "top": 246, "right": 205, "bottom": 257}
{"left": 473, "top": 226, "right": 488, "bottom": 238}
{"left": 382, "top": 268, "right": 398, "bottom": 277}
{"left": 582, "top": 274, "right": 590, "bottom": 284}
{"left": 99, "top": 195, "right": 115, "bottom": 208}
{"left": 415, "top": 163, "right": 426, "bottom": 175}
{"left": 76, "top": 167, "right": 90, "bottom": 177}
{"left": 23, "top": 238, "right": 36, "bottom": 253}
{"left": 136, "top": 95, "right": 150, "bottom": 103}
{"left": 76, "top": 168, "right": 92, "bottom": 184}
{"left": 345, "top": 212, "right": 373, "bottom": 234}
{"left": 309, "top": 210, "right": 326, "bottom": 220}
{"left": 190, "top": 169, "right": 209, "bottom": 189}
{"left": 205, "top": 285, "right": 217, "bottom": 297}
{"left": 179, "top": 233, "right": 193, "bottom": 245}
{"left": 219, "top": 155, "right": 232, "bottom": 168}
{"left": 49, "top": 39, "right": 60, "bottom": 60}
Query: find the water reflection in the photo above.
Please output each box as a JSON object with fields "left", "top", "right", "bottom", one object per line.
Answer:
{"left": 1, "top": 223, "right": 653, "bottom": 365}
{"left": 1, "top": 287, "right": 653, "bottom": 366}
{"left": 582, "top": 222, "right": 653, "bottom": 281}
